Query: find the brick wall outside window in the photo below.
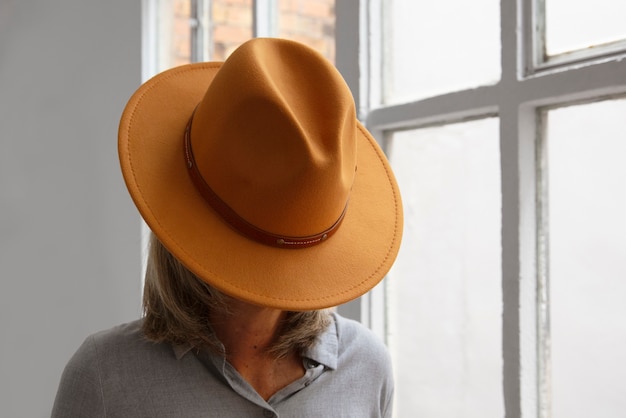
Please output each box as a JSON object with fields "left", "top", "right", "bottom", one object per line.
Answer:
{"left": 278, "top": 0, "right": 335, "bottom": 63}
{"left": 169, "top": 0, "right": 335, "bottom": 66}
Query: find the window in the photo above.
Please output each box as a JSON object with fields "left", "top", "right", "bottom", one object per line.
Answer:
{"left": 146, "top": 1, "right": 626, "bottom": 416}
{"left": 143, "top": 0, "right": 334, "bottom": 75}
{"left": 539, "top": 99, "right": 626, "bottom": 418}
{"left": 387, "top": 119, "right": 503, "bottom": 417}
{"left": 335, "top": 1, "right": 626, "bottom": 417}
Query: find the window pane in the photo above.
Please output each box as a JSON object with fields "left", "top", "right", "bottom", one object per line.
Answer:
{"left": 211, "top": 0, "right": 253, "bottom": 60}
{"left": 384, "top": 0, "right": 500, "bottom": 104}
{"left": 545, "top": 0, "right": 626, "bottom": 56}
{"left": 387, "top": 118, "right": 503, "bottom": 417}
{"left": 546, "top": 99, "right": 626, "bottom": 417}
{"left": 155, "top": 0, "right": 195, "bottom": 69}
{"left": 154, "top": 0, "right": 253, "bottom": 66}
{"left": 278, "top": 0, "right": 335, "bottom": 63}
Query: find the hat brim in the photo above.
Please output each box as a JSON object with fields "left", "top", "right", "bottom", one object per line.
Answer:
{"left": 118, "top": 62, "right": 403, "bottom": 310}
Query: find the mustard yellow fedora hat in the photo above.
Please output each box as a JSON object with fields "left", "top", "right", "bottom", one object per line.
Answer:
{"left": 118, "top": 38, "right": 402, "bottom": 310}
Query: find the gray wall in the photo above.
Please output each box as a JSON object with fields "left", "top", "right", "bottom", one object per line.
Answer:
{"left": 0, "top": 1, "right": 143, "bottom": 416}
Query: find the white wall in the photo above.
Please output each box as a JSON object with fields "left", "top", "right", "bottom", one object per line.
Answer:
{"left": 0, "top": 1, "right": 143, "bottom": 416}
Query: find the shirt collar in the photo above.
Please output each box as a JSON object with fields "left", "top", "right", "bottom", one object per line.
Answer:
{"left": 302, "top": 312, "right": 339, "bottom": 370}
{"left": 171, "top": 312, "right": 340, "bottom": 370}
{"left": 173, "top": 343, "right": 194, "bottom": 360}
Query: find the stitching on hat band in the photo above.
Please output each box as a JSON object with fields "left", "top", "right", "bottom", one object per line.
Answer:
{"left": 183, "top": 115, "right": 348, "bottom": 249}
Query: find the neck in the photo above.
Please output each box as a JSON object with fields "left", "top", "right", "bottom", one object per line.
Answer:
{"left": 209, "top": 299, "right": 305, "bottom": 401}
{"left": 210, "top": 298, "right": 286, "bottom": 357}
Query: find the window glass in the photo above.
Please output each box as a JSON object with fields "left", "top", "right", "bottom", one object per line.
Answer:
{"left": 153, "top": 0, "right": 253, "bottom": 67}
{"left": 386, "top": 118, "right": 503, "bottom": 417}
{"left": 278, "top": 0, "right": 335, "bottom": 63}
{"left": 545, "top": 99, "right": 626, "bottom": 417}
{"left": 157, "top": 0, "right": 334, "bottom": 64}
{"left": 155, "top": 0, "right": 196, "bottom": 69}
{"left": 545, "top": 0, "right": 626, "bottom": 56}
{"left": 210, "top": 0, "right": 253, "bottom": 60}
{"left": 384, "top": 0, "right": 500, "bottom": 104}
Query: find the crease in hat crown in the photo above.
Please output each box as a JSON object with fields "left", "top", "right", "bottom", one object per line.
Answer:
{"left": 188, "top": 38, "right": 358, "bottom": 241}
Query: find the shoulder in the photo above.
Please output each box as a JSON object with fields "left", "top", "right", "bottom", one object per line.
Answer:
{"left": 333, "top": 313, "right": 389, "bottom": 355}
{"left": 331, "top": 312, "right": 392, "bottom": 373}
{"left": 88, "top": 319, "right": 155, "bottom": 356}
{"left": 52, "top": 319, "right": 174, "bottom": 417}
{"left": 62, "top": 319, "right": 147, "bottom": 368}
{"left": 69, "top": 319, "right": 177, "bottom": 378}
{"left": 65, "top": 320, "right": 159, "bottom": 368}
{"left": 325, "top": 313, "right": 394, "bottom": 417}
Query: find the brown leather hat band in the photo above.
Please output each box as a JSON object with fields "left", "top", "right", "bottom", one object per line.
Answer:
{"left": 183, "top": 117, "right": 347, "bottom": 249}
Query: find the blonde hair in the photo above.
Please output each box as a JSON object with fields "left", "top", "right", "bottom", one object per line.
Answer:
{"left": 142, "top": 233, "right": 331, "bottom": 358}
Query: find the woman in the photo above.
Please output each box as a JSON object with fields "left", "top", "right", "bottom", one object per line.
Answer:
{"left": 52, "top": 37, "right": 403, "bottom": 417}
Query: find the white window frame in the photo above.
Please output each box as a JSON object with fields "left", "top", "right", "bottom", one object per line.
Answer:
{"left": 529, "top": 0, "right": 626, "bottom": 72}
{"left": 335, "top": 0, "right": 626, "bottom": 417}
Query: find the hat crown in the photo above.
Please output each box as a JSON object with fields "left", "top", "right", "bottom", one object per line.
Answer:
{"left": 189, "top": 39, "right": 357, "bottom": 237}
